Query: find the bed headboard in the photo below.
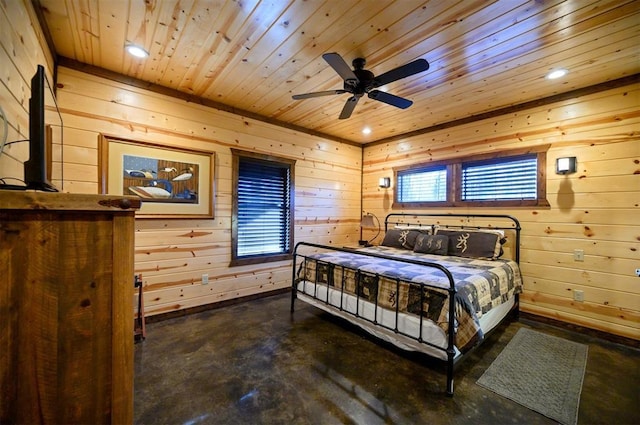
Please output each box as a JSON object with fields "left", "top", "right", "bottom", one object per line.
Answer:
{"left": 384, "top": 213, "right": 521, "bottom": 263}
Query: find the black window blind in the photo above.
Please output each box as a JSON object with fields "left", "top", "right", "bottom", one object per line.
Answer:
{"left": 397, "top": 166, "right": 447, "bottom": 202}
{"left": 237, "top": 159, "right": 291, "bottom": 257}
{"left": 462, "top": 155, "right": 537, "bottom": 201}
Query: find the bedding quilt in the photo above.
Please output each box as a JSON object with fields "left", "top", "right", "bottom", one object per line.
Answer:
{"left": 296, "top": 246, "right": 522, "bottom": 352}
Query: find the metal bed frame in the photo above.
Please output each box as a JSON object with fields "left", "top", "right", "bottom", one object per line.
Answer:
{"left": 290, "top": 213, "right": 521, "bottom": 396}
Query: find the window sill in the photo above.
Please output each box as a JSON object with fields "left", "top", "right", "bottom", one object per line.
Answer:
{"left": 230, "top": 253, "right": 292, "bottom": 267}
{"left": 393, "top": 199, "right": 550, "bottom": 209}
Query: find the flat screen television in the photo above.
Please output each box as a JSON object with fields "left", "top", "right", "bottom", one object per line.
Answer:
{"left": 1, "top": 65, "right": 61, "bottom": 191}
{"left": 24, "top": 64, "right": 58, "bottom": 191}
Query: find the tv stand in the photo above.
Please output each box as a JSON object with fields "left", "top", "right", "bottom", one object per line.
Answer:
{"left": 0, "top": 191, "right": 140, "bottom": 424}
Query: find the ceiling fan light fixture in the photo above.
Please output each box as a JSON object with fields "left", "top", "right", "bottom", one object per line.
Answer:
{"left": 546, "top": 68, "right": 568, "bottom": 80}
{"left": 126, "top": 44, "right": 149, "bottom": 58}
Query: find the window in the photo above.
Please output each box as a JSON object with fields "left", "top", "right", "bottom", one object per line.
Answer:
{"left": 394, "top": 146, "right": 549, "bottom": 208}
{"left": 461, "top": 155, "right": 538, "bottom": 201}
{"left": 396, "top": 165, "right": 448, "bottom": 203}
{"left": 231, "top": 149, "right": 295, "bottom": 266}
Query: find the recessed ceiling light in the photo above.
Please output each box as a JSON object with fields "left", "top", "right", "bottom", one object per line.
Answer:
{"left": 546, "top": 69, "right": 568, "bottom": 80}
{"left": 362, "top": 127, "right": 372, "bottom": 135}
{"left": 126, "top": 44, "right": 149, "bottom": 58}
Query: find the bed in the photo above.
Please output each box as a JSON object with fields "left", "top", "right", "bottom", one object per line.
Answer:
{"left": 290, "top": 213, "right": 523, "bottom": 396}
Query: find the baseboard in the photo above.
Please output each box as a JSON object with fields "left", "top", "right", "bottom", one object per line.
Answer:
{"left": 144, "top": 287, "right": 291, "bottom": 324}
{"left": 519, "top": 312, "right": 640, "bottom": 349}
{"left": 142, "top": 290, "right": 639, "bottom": 349}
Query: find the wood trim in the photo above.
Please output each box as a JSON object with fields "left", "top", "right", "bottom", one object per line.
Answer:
{"left": 56, "top": 58, "right": 639, "bottom": 147}
{"left": 521, "top": 312, "right": 640, "bottom": 349}
{"left": 57, "top": 57, "right": 358, "bottom": 147}
{"left": 31, "top": 0, "right": 57, "bottom": 65}
{"left": 0, "top": 190, "right": 141, "bottom": 212}
{"left": 143, "top": 288, "right": 291, "bottom": 324}
{"left": 368, "top": 74, "right": 640, "bottom": 146}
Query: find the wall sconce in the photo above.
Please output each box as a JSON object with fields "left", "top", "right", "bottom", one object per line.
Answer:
{"left": 378, "top": 177, "right": 391, "bottom": 188}
{"left": 556, "top": 157, "right": 577, "bottom": 174}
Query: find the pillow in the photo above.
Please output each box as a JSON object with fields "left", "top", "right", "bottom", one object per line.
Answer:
{"left": 413, "top": 234, "right": 449, "bottom": 255}
{"left": 435, "top": 229, "right": 503, "bottom": 259}
{"left": 381, "top": 228, "right": 428, "bottom": 250}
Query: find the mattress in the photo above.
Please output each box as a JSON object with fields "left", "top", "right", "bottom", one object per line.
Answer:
{"left": 295, "top": 246, "right": 522, "bottom": 353}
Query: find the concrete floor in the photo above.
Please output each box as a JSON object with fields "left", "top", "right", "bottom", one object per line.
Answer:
{"left": 134, "top": 292, "right": 639, "bottom": 425}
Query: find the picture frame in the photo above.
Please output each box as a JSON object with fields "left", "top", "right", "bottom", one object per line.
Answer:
{"left": 99, "top": 134, "right": 214, "bottom": 218}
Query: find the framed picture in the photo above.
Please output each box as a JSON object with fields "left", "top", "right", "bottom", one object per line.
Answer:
{"left": 99, "top": 134, "right": 214, "bottom": 218}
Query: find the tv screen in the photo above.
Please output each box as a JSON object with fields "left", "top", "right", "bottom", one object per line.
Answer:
{"left": 24, "top": 64, "right": 58, "bottom": 192}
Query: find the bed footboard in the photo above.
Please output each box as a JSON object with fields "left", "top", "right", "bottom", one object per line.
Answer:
{"left": 290, "top": 242, "right": 460, "bottom": 395}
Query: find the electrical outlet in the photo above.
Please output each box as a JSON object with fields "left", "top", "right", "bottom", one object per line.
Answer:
{"left": 573, "top": 249, "right": 584, "bottom": 262}
{"left": 202, "top": 273, "right": 209, "bottom": 285}
{"left": 573, "top": 289, "right": 584, "bottom": 302}
{"left": 636, "top": 269, "right": 640, "bottom": 277}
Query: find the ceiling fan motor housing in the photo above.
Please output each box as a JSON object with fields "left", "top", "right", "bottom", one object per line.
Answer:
{"left": 347, "top": 58, "right": 375, "bottom": 94}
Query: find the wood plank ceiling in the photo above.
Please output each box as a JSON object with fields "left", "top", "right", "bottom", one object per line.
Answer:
{"left": 36, "top": 0, "right": 640, "bottom": 144}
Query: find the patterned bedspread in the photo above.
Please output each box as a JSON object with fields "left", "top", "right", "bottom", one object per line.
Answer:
{"left": 296, "top": 246, "right": 522, "bottom": 352}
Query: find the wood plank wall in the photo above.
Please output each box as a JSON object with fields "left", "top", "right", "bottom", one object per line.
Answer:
{"left": 362, "top": 85, "right": 640, "bottom": 341}
{"left": 0, "top": 1, "right": 55, "bottom": 182}
{"left": 53, "top": 66, "right": 362, "bottom": 316}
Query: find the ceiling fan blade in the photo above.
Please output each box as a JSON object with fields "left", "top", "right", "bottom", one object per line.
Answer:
{"left": 323, "top": 52, "right": 358, "bottom": 87}
{"left": 372, "top": 58, "right": 429, "bottom": 87}
{"left": 368, "top": 90, "right": 413, "bottom": 109}
{"left": 339, "top": 96, "right": 360, "bottom": 119}
{"left": 292, "top": 89, "right": 347, "bottom": 100}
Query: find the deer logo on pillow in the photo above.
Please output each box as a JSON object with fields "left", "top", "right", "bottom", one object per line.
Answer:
{"left": 399, "top": 230, "right": 410, "bottom": 247}
{"left": 456, "top": 233, "right": 470, "bottom": 253}
{"left": 424, "top": 236, "right": 443, "bottom": 250}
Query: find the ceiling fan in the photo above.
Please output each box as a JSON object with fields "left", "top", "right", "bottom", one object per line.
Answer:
{"left": 292, "top": 52, "right": 429, "bottom": 119}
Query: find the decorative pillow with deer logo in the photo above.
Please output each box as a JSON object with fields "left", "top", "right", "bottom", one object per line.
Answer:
{"left": 413, "top": 234, "right": 449, "bottom": 255}
{"left": 435, "top": 229, "right": 504, "bottom": 259}
{"left": 381, "top": 228, "right": 430, "bottom": 250}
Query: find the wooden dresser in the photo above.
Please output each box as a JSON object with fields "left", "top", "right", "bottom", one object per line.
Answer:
{"left": 0, "top": 191, "right": 140, "bottom": 424}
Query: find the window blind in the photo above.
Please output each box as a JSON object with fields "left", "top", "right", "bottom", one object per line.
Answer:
{"left": 462, "top": 155, "right": 537, "bottom": 200}
{"left": 237, "top": 159, "right": 291, "bottom": 257}
{"left": 397, "top": 166, "right": 447, "bottom": 202}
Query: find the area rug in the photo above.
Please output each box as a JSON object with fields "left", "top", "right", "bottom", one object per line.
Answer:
{"left": 477, "top": 328, "right": 588, "bottom": 425}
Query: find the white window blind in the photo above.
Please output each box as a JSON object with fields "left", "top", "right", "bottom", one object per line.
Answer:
{"left": 462, "top": 155, "right": 537, "bottom": 201}
{"left": 396, "top": 166, "right": 447, "bottom": 202}
{"left": 237, "top": 159, "right": 291, "bottom": 257}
